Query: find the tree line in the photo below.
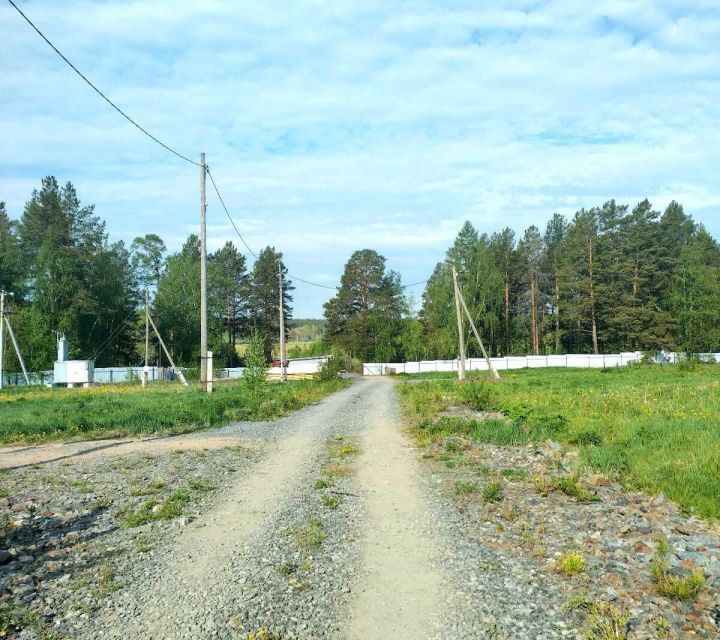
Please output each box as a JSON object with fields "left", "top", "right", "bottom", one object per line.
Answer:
{"left": 323, "top": 200, "right": 720, "bottom": 361}
{"left": 3, "top": 178, "right": 718, "bottom": 371}
{"left": 0, "top": 177, "right": 292, "bottom": 371}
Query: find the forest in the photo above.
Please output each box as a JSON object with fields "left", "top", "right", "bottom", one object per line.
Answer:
{"left": 2, "top": 177, "right": 720, "bottom": 371}
{"left": 323, "top": 200, "right": 720, "bottom": 362}
{"left": 0, "top": 177, "right": 291, "bottom": 371}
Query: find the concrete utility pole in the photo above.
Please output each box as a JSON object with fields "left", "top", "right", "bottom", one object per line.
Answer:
{"left": 200, "top": 152, "right": 209, "bottom": 393}
{"left": 143, "top": 288, "right": 149, "bottom": 387}
{"left": 451, "top": 266, "right": 466, "bottom": 381}
{"left": 0, "top": 290, "right": 5, "bottom": 390}
{"left": 279, "top": 262, "right": 287, "bottom": 382}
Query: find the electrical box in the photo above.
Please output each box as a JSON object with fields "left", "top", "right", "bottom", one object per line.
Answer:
{"left": 53, "top": 359, "right": 95, "bottom": 387}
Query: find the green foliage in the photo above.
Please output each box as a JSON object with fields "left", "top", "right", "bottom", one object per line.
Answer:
{"left": 398, "top": 366, "right": 720, "bottom": 519}
{"left": 457, "top": 381, "right": 492, "bottom": 411}
{"left": 323, "top": 249, "right": 406, "bottom": 362}
{"left": 454, "top": 480, "right": 477, "bottom": 495}
{"left": 316, "top": 347, "right": 354, "bottom": 381}
{"left": 242, "top": 331, "right": 268, "bottom": 396}
{"left": 291, "top": 515, "right": 326, "bottom": 549}
{"left": 248, "top": 247, "right": 293, "bottom": 361}
{"left": 558, "top": 552, "right": 585, "bottom": 576}
{"left": 321, "top": 493, "right": 341, "bottom": 509}
{"left": 482, "top": 481, "right": 503, "bottom": 503}
{"left": 418, "top": 200, "right": 718, "bottom": 358}
{"left": 651, "top": 537, "right": 705, "bottom": 601}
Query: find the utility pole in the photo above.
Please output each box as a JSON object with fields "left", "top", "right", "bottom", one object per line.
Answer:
{"left": 0, "top": 290, "right": 5, "bottom": 390}
{"left": 0, "top": 290, "right": 30, "bottom": 387}
{"left": 279, "top": 262, "right": 287, "bottom": 382}
{"left": 143, "top": 288, "right": 149, "bottom": 387}
{"left": 451, "top": 266, "right": 466, "bottom": 381}
{"left": 199, "top": 152, "right": 208, "bottom": 393}
{"left": 456, "top": 284, "right": 501, "bottom": 381}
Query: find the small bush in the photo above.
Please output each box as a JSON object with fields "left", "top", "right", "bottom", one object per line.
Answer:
{"left": 457, "top": 382, "right": 492, "bottom": 411}
{"left": 277, "top": 561, "right": 298, "bottom": 577}
{"left": 242, "top": 331, "right": 268, "bottom": 396}
{"left": 482, "top": 481, "right": 503, "bottom": 503}
{"left": 558, "top": 552, "right": 585, "bottom": 576}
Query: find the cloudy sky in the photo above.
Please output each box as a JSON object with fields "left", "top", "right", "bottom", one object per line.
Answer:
{"left": 2, "top": 0, "right": 719, "bottom": 316}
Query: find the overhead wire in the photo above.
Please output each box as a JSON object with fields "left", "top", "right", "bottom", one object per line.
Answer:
{"left": 8, "top": 0, "right": 429, "bottom": 296}
{"left": 206, "top": 166, "right": 338, "bottom": 290}
{"left": 5, "top": 0, "right": 200, "bottom": 167}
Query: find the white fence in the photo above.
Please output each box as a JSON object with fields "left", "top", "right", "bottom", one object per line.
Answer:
{"left": 362, "top": 352, "right": 720, "bottom": 376}
{"left": 1, "top": 357, "right": 331, "bottom": 387}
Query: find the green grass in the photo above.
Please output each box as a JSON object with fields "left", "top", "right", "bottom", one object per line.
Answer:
{"left": 482, "top": 481, "right": 503, "bottom": 503}
{"left": 0, "top": 377, "right": 348, "bottom": 444}
{"left": 290, "top": 515, "right": 327, "bottom": 549}
{"left": 651, "top": 537, "right": 705, "bottom": 601}
{"left": 558, "top": 551, "right": 585, "bottom": 576}
{"left": 398, "top": 365, "right": 720, "bottom": 520}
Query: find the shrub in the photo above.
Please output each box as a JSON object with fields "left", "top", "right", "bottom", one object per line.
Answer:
{"left": 316, "top": 347, "right": 354, "bottom": 381}
{"left": 242, "top": 331, "right": 268, "bottom": 396}
{"left": 457, "top": 382, "right": 492, "bottom": 411}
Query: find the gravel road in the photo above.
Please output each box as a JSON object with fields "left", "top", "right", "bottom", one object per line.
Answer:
{"left": 3, "top": 376, "right": 718, "bottom": 639}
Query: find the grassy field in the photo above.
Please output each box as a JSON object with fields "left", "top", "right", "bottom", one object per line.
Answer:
{"left": 398, "top": 364, "right": 720, "bottom": 520}
{"left": 0, "top": 377, "right": 348, "bottom": 445}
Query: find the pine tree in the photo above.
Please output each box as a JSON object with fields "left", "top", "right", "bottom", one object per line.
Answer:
{"left": 324, "top": 249, "right": 404, "bottom": 362}
{"left": 248, "top": 247, "right": 293, "bottom": 361}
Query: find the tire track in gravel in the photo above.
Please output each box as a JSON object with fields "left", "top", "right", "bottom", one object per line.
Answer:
{"left": 82, "top": 378, "right": 372, "bottom": 639}
{"left": 346, "top": 378, "right": 446, "bottom": 640}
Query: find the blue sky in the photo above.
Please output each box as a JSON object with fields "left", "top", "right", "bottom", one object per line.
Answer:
{"left": 2, "top": 0, "right": 719, "bottom": 317}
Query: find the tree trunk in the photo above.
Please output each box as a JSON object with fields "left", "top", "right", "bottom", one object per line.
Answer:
{"left": 554, "top": 275, "right": 561, "bottom": 352}
{"left": 530, "top": 271, "right": 539, "bottom": 355}
{"left": 504, "top": 278, "right": 510, "bottom": 356}
{"left": 588, "top": 238, "right": 599, "bottom": 355}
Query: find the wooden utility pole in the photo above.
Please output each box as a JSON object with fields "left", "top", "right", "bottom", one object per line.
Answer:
{"left": 451, "top": 266, "right": 466, "bottom": 381}
{"left": 456, "top": 285, "right": 501, "bottom": 381}
{"left": 143, "top": 288, "right": 149, "bottom": 387}
{"left": 279, "top": 262, "right": 287, "bottom": 382}
{"left": 199, "top": 152, "right": 209, "bottom": 392}
{"left": 0, "top": 290, "right": 5, "bottom": 390}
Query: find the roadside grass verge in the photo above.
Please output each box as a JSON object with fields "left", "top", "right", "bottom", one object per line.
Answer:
{"left": 0, "top": 377, "right": 349, "bottom": 444}
{"left": 398, "top": 365, "right": 720, "bottom": 520}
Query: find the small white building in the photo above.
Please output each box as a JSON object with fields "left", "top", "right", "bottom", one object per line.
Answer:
{"left": 53, "top": 335, "right": 94, "bottom": 387}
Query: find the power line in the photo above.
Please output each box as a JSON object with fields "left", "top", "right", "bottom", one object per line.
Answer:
{"left": 206, "top": 167, "right": 258, "bottom": 259}
{"left": 5, "top": 0, "right": 200, "bottom": 167}
{"left": 8, "top": 0, "right": 429, "bottom": 296}
{"left": 206, "top": 166, "right": 338, "bottom": 290}
{"left": 402, "top": 279, "right": 428, "bottom": 289}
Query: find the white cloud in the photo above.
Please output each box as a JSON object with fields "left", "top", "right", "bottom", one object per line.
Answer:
{"left": 1, "top": 0, "right": 719, "bottom": 316}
